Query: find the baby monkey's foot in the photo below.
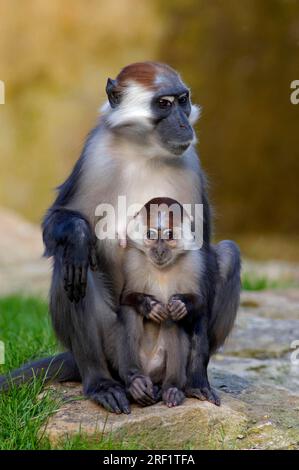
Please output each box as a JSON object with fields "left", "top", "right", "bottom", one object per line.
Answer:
{"left": 162, "top": 387, "right": 185, "bottom": 407}
{"left": 168, "top": 295, "right": 188, "bottom": 321}
{"left": 129, "top": 375, "right": 156, "bottom": 406}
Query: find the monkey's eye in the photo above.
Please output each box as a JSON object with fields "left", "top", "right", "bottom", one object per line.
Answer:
{"left": 146, "top": 229, "right": 158, "bottom": 240}
{"left": 162, "top": 229, "right": 173, "bottom": 240}
{"left": 158, "top": 98, "right": 172, "bottom": 109}
{"left": 178, "top": 94, "right": 189, "bottom": 105}
{"left": 111, "top": 92, "right": 121, "bottom": 104}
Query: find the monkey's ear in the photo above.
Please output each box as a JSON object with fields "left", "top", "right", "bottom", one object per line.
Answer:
{"left": 106, "top": 78, "right": 121, "bottom": 108}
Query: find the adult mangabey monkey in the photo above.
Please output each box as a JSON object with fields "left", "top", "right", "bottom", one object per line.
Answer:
{"left": 0, "top": 62, "right": 241, "bottom": 414}
{"left": 118, "top": 197, "right": 219, "bottom": 407}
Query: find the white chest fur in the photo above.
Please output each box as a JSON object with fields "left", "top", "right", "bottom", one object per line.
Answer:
{"left": 121, "top": 157, "right": 201, "bottom": 210}
{"left": 123, "top": 249, "right": 202, "bottom": 304}
{"left": 70, "top": 131, "right": 202, "bottom": 222}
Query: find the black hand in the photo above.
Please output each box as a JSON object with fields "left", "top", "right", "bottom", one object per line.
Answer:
{"left": 63, "top": 242, "right": 97, "bottom": 302}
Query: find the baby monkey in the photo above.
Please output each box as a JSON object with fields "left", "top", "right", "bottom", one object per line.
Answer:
{"left": 118, "top": 198, "right": 219, "bottom": 408}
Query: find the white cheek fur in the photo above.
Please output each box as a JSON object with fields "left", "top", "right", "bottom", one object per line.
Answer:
{"left": 189, "top": 104, "right": 201, "bottom": 125}
{"left": 100, "top": 82, "right": 155, "bottom": 129}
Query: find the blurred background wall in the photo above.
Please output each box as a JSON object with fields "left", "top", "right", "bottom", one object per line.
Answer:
{"left": 0, "top": 0, "right": 298, "bottom": 259}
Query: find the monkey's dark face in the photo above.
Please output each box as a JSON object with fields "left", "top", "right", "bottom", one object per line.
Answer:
{"left": 103, "top": 62, "right": 200, "bottom": 157}
{"left": 151, "top": 88, "right": 194, "bottom": 156}
{"left": 144, "top": 228, "right": 182, "bottom": 269}
{"left": 128, "top": 197, "right": 194, "bottom": 264}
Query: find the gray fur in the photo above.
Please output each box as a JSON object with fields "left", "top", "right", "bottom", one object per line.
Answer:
{"left": 209, "top": 241, "right": 241, "bottom": 354}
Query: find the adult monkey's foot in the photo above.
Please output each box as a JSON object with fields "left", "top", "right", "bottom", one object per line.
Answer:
{"left": 88, "top": 381, "right": 131, "bottom": 414}
{"left": 128, "top": 375, "right": 156, "bottom": 406}
{"left": 186, "top": 383, "right": 220, "bottom": 406}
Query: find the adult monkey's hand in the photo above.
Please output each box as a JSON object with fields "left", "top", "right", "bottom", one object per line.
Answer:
{"left": 43, "top": 208, "right": 98, "bottom": 302}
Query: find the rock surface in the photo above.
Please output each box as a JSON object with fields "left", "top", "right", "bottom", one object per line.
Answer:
{"left": 43, "top": 384, "right": 247, "bottom": 449}
{"left": 1, "top": 209, "right": 299, "bottom": 449}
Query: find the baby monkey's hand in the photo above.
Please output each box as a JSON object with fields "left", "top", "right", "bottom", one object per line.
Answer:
{"left": 168, "top": 295, "right": 188, "bottom": 321}
{"left": 146, "top": 298, "right": 168, "bottom": 324}
{"left": 122, "top": 293, "right": 168, "bottom": 323}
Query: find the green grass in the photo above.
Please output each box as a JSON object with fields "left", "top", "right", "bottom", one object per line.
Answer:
{"left": 0, "top": 296, "right": 57, "bottom": 372}
{"left": 0, "top": 295, "right": 137, "bottom": 450}
{"left": 241, "top": 273, "right": 293, "bottom": 291}
{"left": 0, "top": 296, "right": 58, "bottom": 449}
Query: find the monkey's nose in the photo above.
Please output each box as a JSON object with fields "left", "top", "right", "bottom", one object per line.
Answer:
{"left": 157, "top": 248, "right": 167, "bottom": 259}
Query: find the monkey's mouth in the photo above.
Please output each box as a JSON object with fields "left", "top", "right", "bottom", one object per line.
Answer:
{"left": 168, "top": 141, "right": 191, "bottom": 155}
{"left": 150, "top": 257, "right": 173, "bottom": 269}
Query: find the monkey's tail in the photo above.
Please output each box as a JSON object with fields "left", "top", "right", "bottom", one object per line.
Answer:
{"left": 0, "top": 351, "right": 81, "bottom": 392}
